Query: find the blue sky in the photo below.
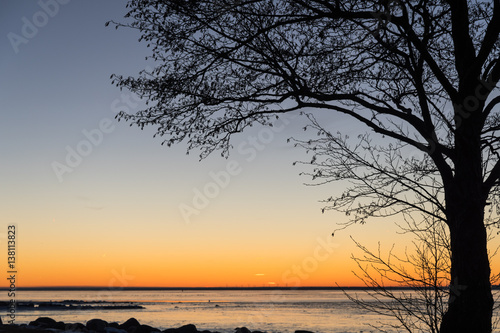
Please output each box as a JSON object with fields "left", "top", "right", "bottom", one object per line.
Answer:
{"left": 0, "top": 1, "right": 424, "bottom": 287}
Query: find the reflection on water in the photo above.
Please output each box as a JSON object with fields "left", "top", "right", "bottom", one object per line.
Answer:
{"left": 1, "top": 289, "right": 499, "bottom": 332}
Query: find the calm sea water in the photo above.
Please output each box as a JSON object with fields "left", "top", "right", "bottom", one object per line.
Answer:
{"left": 1, "top": 289, "right": 499, "bottom": 332}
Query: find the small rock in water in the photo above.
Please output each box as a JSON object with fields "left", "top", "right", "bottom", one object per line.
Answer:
{"left": 164, "top": 323, "right": 198, "bottom": 333}
{"left": 235, "top": 327, "right": 252, "bottom": 333}
{"left": 177, "top": 324, "right": 198, "bottom": 333}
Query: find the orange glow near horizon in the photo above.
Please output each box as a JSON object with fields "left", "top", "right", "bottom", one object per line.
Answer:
{"left": 3, "top": 0, "right": 500, "bottom": 303}
{"left": 5, "top": 217, "right": 500, "bottom": 289}
{"left": 5, "top": 232, "right": 363, "bottom": 288}
{"left": 4, "top": 197, "right": 500, "bottom": 290}
{"left": 11, "top": 255, "right": 361, "bottom": 288}
{"left": 9, "top": 247, "right": 500, "bottom": 289}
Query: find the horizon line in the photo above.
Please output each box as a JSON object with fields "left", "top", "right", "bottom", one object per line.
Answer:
{"left": 1, "top": 286, "right": 350, "bottom": 291}
{"left": 3, "top": 285, "right": 498, "bottom": 291}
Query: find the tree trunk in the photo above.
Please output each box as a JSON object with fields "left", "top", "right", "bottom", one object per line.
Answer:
{"left": 440, "top": 171, "right": 493, "bottom": 332}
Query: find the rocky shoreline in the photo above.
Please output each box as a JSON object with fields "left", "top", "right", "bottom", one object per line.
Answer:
{"left": 0, "top": 317, "right": 315, "bottom": 333}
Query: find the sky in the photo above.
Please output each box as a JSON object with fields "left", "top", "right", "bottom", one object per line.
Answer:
{"left": 0, "top": 1, "right": 498, "bottom": 288}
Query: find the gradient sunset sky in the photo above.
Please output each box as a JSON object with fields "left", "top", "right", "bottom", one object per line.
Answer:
{"left": 1, "top": 1, "right": 498, "bottom": 288}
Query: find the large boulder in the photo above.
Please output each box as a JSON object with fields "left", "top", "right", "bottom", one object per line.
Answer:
{"left": 109, "top": 322, "right": 121, "bottom": 329}
{"left": 120, "top": 318, "right": 141, "bottom": 332}
{"left": 87, "top": 318, "right": 109, "bottom": 332}
{"left": 29, "top": 317, "right": 65, "bottom": 329}
{"left": 178, "top": 324, "right": 197, "bottom": 333}
{"left": 30, "top": 317, "right": 57, "bottom": 326}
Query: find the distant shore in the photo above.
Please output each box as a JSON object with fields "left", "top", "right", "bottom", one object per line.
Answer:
{"left": 0, "top": 300, "right": 144, "bottom": 311}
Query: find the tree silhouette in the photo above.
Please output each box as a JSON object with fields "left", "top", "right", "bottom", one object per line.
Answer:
{"left": 348, "top": 219, "right": 452, "bottom": 333}
{"left": 343, "top": 215, "right": 499, "bottom": 332}
{"left": 108, "top": 1, "right": 500, "bottom": 332}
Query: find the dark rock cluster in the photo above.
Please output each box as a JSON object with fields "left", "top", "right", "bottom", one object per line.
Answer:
{"left": 0, "top": 317, "right": 315, "bottom": 333}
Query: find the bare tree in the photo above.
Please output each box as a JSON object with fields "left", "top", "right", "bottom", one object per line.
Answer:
{"left": 342, "top": 214, "right": 500, "bottom": 333}
{"left": 345, "top": 212, "right": 452, "bottom": 332}
{"left": 108, "top": 1, "right": 500, "bottom": 332}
